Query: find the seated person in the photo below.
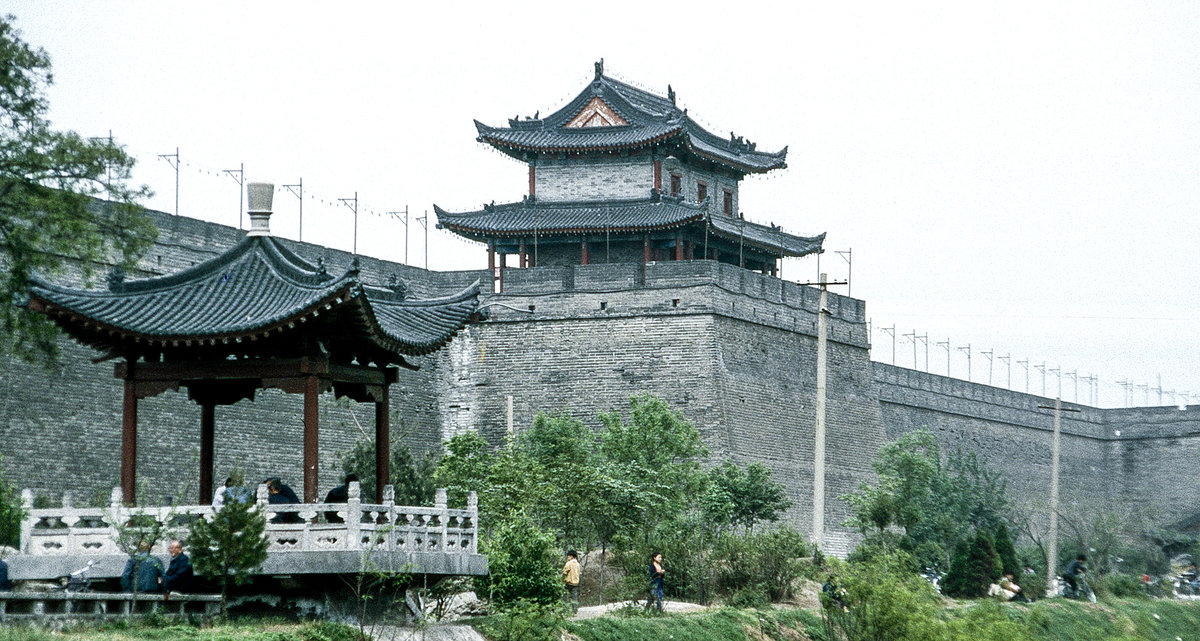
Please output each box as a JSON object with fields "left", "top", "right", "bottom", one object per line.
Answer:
{"left": 163, "top": 539, "right": 194, "bottom": 593}
{"left": 999, "top": 572, "right": 1028, "bottom": 602}
{"left": 120, "top": 542, "right": 164, "bottom": 593}
{"left": 265, "top": 477, "right": 303, "bottom": 523}
{"left": 323, "top": 473, "right": 359, "bottom": 523}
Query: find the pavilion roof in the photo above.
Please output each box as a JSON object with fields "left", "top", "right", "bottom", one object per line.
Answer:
{"left": 475, "top": 64, "right": 787, "bottom": 175}
{"left": 27, "top": 236, "right": 480, "bottom": 364}
{"left": 434, "top": 195, "right": 824, "bottom": 257}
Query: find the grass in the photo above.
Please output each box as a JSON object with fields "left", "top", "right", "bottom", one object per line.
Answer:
{"left": 563, "top": 607, "right": 827, "bottom": 641}
{"left": 0, "top": 619, "right": 365, "bottom": 641}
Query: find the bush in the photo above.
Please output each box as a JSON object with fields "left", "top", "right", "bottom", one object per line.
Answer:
{"left": 1093, "top": 573, "right": 1145, "bottom": 599}
{"left": 0, "top": 456, "right": 22, "bottom": 548}
{"left": 823, "top": 552, "right": 946, "bottom": 641}
{"left": 943, "top": 531, "right": 1001, "bottom": 598}
{"left": 476, "top": 514, "right": 561, "bottom": 607}
{"left": 474, "top": 600, "right": 563, "bottom": 641}
{"left": 711, "top": 526, "right": 809, "bottom": 603}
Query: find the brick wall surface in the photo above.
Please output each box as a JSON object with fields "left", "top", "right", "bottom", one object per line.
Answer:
{"left": 535, "top": 156, "right": 653, "bottom": 202}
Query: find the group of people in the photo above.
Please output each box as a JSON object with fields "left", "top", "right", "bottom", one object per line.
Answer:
{"left": 559, "top": 550, "right": 666, "bottom": 615}
{"left": 119, "top": 539, "right": 193, "bottom": 594}
{"left": 212, "top": 474, "right": 361, "bottom": 525}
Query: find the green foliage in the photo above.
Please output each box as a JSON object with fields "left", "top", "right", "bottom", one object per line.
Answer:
{"left": 822, "top": 551, "right": 946, "bottom": 641}
{"left": 994, "top": 524, "right": 1019, "bottom": 576}
{"left": 563, "top": 607, "right": 824, "bottom": 641}
{"left": 943, "top": 601, "right": 1033, "bottom": 641}
{"left": 0, "top": 620, "right": 369, "bottom": 641}
{"left": 843, "top": 429, "right": 1009, "bottom": 570}
{"left": 711, "top": 527, "right": 809, "bottom": 603}
{"left": 476, "top": 512, "right": 562, "bottom": 607}
{"left": 0, "top": 455, "right": 22, "bottom": 547}
{"left": 702, "top": 461, "right": 791, "bottom": 531}
{"left": 432, "top": 431, "right": 494, "bottom": 509}
{"left": 942, "top": 531, "right": 1001, "bottom": 598}
{"left": 0, "top": 15, "right": 156, "bottom": 362}
{"left": 474, "top": 600, "right": 565, "bottom": 641}
{"left": 187, "top": 496, "right": 269, "bottom": 614}
{"left": 339, "top": 438, "right": 437, "bottom": 505}
{"left": 1092, "top": 573, "right": 1145, "bottom": 600}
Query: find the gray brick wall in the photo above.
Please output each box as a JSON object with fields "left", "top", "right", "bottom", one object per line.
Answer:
{"left": 535, "top": 156, "right": 653, "bottom": 202}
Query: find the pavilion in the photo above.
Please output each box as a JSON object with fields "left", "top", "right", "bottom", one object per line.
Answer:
{"left": 26, "top": 183, "right": 481, "bottom": 505}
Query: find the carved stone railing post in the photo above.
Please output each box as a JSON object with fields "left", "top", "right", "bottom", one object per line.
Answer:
{"left": 255, "top": 483, "right": 268, "bottom": 507}
{"left": 382, "top": 485, "right": 396, "bottom": 550}
{"left": 19, "top": 489, "right": 34, "bottom": 553}
{"left": 467, "top": 491, "right": 479, "bottom": 554}
{"left": 347, "top": 481, "right": 361, "bottom": 551}
{"left": 435, "top": 488, "right": 448, "bottom": 551}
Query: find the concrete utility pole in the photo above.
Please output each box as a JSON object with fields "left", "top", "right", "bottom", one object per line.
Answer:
{"left": 1038, "top": 398, "right": 1081, "bottom": 595}
{"left": 937, "top": 339, "right": 951, "bottom": 376}
{"left": 803, "top": 273, "right": 846, "bottom": 551}
{"left": 957, "top": 344, "right": 972, "bottom": 382}
{"left": 879, "top": 325, "right": 896, "bottom": 365}
{"left": 1018, "top": 359, "right": 1029, "bottom": 393}
{"left": 506, "top": 395, "right": 514, "bottom": 438}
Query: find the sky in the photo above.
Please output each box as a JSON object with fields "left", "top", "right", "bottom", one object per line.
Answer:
{"left": 7, "top": 2, "right": 1198, "bottom": 408}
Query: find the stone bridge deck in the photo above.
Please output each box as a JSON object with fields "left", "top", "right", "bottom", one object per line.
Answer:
{"left": 10, "top": 485, "right": 488, "bottom": 581}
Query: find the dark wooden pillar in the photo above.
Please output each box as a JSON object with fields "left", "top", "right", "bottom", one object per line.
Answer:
{"left": 519, "top": 242, "right": 527, "bottom": 268}
{"left": 674, "top": 234, "right": 683, "bottom": 261}
{"left": 375, "top": 386, "right": 390, "bottom": 503}
{"left": 303, "top": 375, "right": 320, "bottom": 503}
{"left": 581, "top": 238, "right": 589, "bottom": 265}
{"left": 653, "top": 160, "right": 662, "bottom": 191}
{"left": 487, "top": 243, "right": 495, "bottom": 270}
{"left": 199, "top": 403, "right": 215, "bottom": 504}
{"left": 528, "top": 164, "right": 536, "bottom": 196}
{"left": 685, "top": 240, "right": 693, "bottom": 260}
{"left": 644, "top": 235, "right": 651, "bottom": 264}
{"left": 121, "top": 378, "right": 138, "bottom": 505}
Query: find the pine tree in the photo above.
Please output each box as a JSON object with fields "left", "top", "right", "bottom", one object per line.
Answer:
{"left": 993, "top": 524, "right": 1019, "bottom": 577}
{"left": 187, "top": 497, "right": 269, "bottom": 615}
{"left": 942, "top": 531, "right": 1001, "bottom": 598}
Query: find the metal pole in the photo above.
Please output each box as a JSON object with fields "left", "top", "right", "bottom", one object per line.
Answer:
{"left": 425, "top": 210, "right": 429, "bottom": 269}
{"left": 284, "top": 178, "right": 303, "bottom": 240}
{"left": 1048, "top": 397, "right": 1061, "bottom": 594}
{"left": 813, "top": 273, "right": 829, "bottom": 550}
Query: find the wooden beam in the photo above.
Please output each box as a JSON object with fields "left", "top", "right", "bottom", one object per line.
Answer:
{"left": 303, "top": 375, "right": 320, "bottom": 503}
{"left": 375, "top": 385, "right": 390, "bottom": 503}
{"left": 199, "top": 403, "right": 215, "bottom": 504}
{"left": 121, "top": 378, "right": 138, "bottom": 505}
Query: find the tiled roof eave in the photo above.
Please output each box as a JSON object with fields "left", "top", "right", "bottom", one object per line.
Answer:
{"left": 30, "top": 283, "right": 359, "bottom": 348}
{"left": 479, "top": 128, "right": 682, "bottom": 155}
{"left": 440, "top": 215, "right": 704, "bottom": 239}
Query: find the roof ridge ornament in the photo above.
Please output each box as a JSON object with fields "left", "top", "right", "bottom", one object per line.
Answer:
{"left": 107, "top": 266, "right": 126, "bottom": 292}
{"left": 594, "top": 58, "right": 604, "bottom": 80}
{"left": 667, "top": 84, "right": 675, "bottom": 105}
{"left": 246, "top": 182, "right": 275, "bottom": 237}
{"left": 316, "top": 257, "right": 328, "bottom": 277}
{"left": 387, "top": 274, "right": 408, "bottom": 300}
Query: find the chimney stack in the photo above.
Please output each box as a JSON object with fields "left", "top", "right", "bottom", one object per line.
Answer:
{"left": 246, "top": 182, "right": 274, "bottom": 237}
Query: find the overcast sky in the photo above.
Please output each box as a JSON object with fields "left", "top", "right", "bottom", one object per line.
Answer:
{"left": 9, "top": 2, "right": 1198, "bottom": 408}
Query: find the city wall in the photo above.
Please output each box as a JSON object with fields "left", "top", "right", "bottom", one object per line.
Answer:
{"left": 2, "top": 211, "right": 1196, "bottom": 552}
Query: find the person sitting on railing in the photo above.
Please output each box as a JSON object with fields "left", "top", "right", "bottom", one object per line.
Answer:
{"left": 213, "top": 476, "right": 253, "bottom": 510}
{"left": 265, "top": 478, "right": 302, "bottom": 523}
{"left": 120, "top": 542, "right": 163, "bottom": 593}
{"left": 163, "top": 540, "right": 194, "bottom": 593}
{"left": 323, "top": 474, "right": 359, "bottom": 523}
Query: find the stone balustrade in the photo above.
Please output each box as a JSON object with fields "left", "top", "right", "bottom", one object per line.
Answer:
{"left": 18, "top": 483, "right": 478, "bottom": 563}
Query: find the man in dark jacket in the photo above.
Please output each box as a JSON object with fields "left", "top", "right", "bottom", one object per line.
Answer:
{"left": 120, "top": 543, "right": 164, "bottom": 593}
{"left": 1063, "top": 554, "right": 1087, "bottom": 597}
{"left": 323, "top": 474, "right": 359, "bottom": 523}
{"left": 163, "top": 540, "right": 194, "bottom": 593}
{"left": 265, "top": 477, "right": 302, "bottom": 523}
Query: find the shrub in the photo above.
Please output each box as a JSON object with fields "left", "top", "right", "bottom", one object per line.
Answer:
{"left": 475, "top": 600, "right": 563, "bottom": 641}
{"left": 993, "top": 524, "right": 1019, "bottom": 576}
{"left": 1093, "top": 573, "right": 1145, "bottom": 599}
{"left": 711, "top": 526, "right": 809, "bottom": 603}
{"left": 823, "top": 551, "right": 945, "bottom": 641}
{"left": 0, "top": 456, "right": 22, "bottom": 548}
{"left": 476, "top": 513, "right": 561, "bottom": 607}
{"left": 943, "top": 531, "right": 1001, "bottom": 598}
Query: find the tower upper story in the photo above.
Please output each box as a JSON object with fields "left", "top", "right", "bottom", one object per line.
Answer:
{"left": 474, "top": 59, "right": 788, "bottom": 219}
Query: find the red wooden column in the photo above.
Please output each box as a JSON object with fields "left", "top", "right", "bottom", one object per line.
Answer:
{"left": 685, "top": 240, "right": 693, "bottom": 260}
{"left": 303, "top": 375, "right": 320, "bottom": 503}
{"left": 374, "top": 385, "right": 390, "bottom": 503}
{"left": 643, "top": 236, "right": 651, "bottom": 263}
{"left": 581, "top": 238, "right": 589, "bottom": 265}
{"left": 674, "top": 234, "right": 683, "bottom": 261}
{"left": 487, "top": 243, "right": 495, "bottom": 270}
{"left": 120, "top": 376, "right": 138, "bottom": 505}
{"left": 528, "top": 165, "right": 536, "bottom": 196}
{"left": 199, "top": 403, "right": 215, "bottom": 504}
{"left": 653, "top": 160, "right": 662, "bottom": 191}
{"left": 519, "top": 242, "right": 527, "bottom": 268}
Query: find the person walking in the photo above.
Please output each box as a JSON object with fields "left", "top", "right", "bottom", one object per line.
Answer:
{"left": 562, "top": 550, "right": 581, "bottom": 614}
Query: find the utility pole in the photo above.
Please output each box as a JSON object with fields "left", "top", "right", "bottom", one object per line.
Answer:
{"left": 903, "top": 330, "right": 918, "bottom": 369}
{"left": 936, "top": 339, "right": 951, "bottom": 377}
{"left": 999, "top": 354, "right": 1011, "bottom": 389}
{"left": 835, "top": 248, "right": 852, "bottom": 297}
{"left": 284, "top": 178, "right": 303, "bottom": 241}
{"left": 982, "top": 349, "right": 994, "bottom": 385}
{"left": 1116, "top": 379, "right": 1131, "bottom": 407}
{"left": 918, "top": 333, "right": 929, "bottom": 372}
{"left": 1155, "top": 374, "right": 1163, "bottom": 406}
{"left": 1039, "top": 398, "right": 1081, "bottom": 596}
{"left": 801, "top": 273, "right": 846, "bottom": 551}
{"left": 158, "top": 147, "right": 180, "bottom": 216}
{"left": 880, "top": 325, "right": 896, "bottom": 365}
{"left": 416, "top": 212, "right": 429, "bottom": 269}
{"left": 88, "top": 130, "right": 115, "bottom": 197}
{"left": 338, "top": 193, "right": 359, "bottom": 255}
{"left": 388, "top": 207, "right": 410, "bottom": 264}
{"left": 506, "top": 395, "right": 514, "bottom": 439}
{"left": 223, "top": 163, "right": 244, "bottom": 229}
{"left": 957, "top": 344, "right": 972, "bottom": 382}
{"left": 1065, "top": 370, "right": 1078, "bottom": 402}
{"left": 1049, "top": 366, "right": 1061, "bottom": 398}
{"left": 1035, "top": 362, "right": 1047, "bottom": 396}
{"left": 1018, "top": 359, "right": 1029, "bottom": 393}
